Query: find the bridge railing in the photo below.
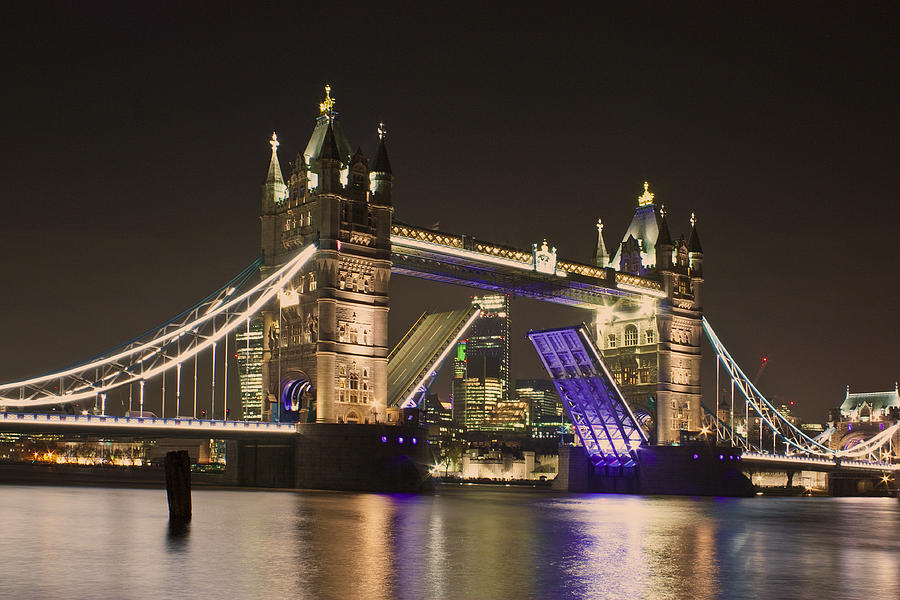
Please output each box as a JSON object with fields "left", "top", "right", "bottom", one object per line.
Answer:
{"left": 0, "top": 412, "right": 298, "bottom": 433}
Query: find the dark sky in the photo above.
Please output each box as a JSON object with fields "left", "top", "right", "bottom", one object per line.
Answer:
{"left": 0, "top": 2, "right": 897, "bottom": 421}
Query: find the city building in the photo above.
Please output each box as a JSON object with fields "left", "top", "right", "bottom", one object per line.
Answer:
{"left": 593, "top": 182, "right": 704, "bottom": 444}
{"left": 458, "top": 294, "right": 510, "bottom": 431}
{"left": 424, "top": 393, "right": 455, "bottom": 444}
{"left": 515, "top": 379, "right": 565, "bottom": 439}
{"left": 236, "top": 314, "right": 265, "bottom": 420}
{"left": 483, "top": 399, "right": 529, "bottom": 433}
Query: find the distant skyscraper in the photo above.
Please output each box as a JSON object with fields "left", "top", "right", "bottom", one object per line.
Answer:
{"left": 236, "top": 314, "right": 265, "bottom": 420}
{"left": 424, "top": 393, "right": 455, "bottom": 444}
{"left": 516, "top": 379, "right": 564, "bottom": 438}
{"left": 451, "top": 341, "right": 467, "bottom": 425}
{"left": 460, "top": 294, "right": 510, "bottom": 431}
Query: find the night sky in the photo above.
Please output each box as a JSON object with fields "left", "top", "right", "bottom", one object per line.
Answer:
{"left": 0, "top": 3, "right": 897, "bottom": 421}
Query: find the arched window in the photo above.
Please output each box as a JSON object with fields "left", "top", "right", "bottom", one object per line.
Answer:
{"left": 624, "top": 325, "right": 638, "bottom": 347}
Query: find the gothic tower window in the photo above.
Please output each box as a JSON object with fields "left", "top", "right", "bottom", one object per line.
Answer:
{"left": 607, "top": 334, "right": 617, "bottom": 349}
{"left": 624, "top": 325, "right": 638, "bottom": 347}
{"left": 644, "top": 329, "right": 656, "bottom": 344}
{"left": 348, "top": 369, "right": 359, "bottom": 403}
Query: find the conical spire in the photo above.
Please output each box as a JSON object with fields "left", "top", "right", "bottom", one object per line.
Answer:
{"left": 372, "top": 122, "right": 392, "bottom": 174}
{"left": 266, "top": 132, "right": 285, "bottom": 184}
{"left": 688, "top": 212, "right": 703, "bottom": 253}
{"left": 593, "top": 218, "right": 609, "bottom": 267}
{"left": 318, "top": 123, "right": 342, "bottom": 162}
{"left": 657, "top": 205, "right": 674, "bottom": 247}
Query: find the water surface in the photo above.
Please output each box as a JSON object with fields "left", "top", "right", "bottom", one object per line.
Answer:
{"left": 0, "top": 484, "right": 897, "bottom": 599}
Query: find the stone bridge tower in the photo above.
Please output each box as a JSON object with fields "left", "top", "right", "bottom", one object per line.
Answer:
{"left": 259, "top": 86, "right": 393, "bottom": 424}
{"left": 594, "top": 182, "right": 704, "bottom": 445}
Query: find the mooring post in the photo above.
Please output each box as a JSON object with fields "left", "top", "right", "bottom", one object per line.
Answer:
{"left": 165, "top": 450, "right": 192, "bottom": 520}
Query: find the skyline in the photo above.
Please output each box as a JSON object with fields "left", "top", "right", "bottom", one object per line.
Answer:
{"left": 0, "top": 3, "right": 897, "bottom": 421}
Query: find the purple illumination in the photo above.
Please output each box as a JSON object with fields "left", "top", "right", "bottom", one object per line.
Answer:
{"left": 380, "top": 436, "right": 387, "bottom": 443}
{"left": 729, "top": 455, "right": 734, "bottom": 460}
{"left": 398, "top": 437, "right": 404, "bottom": 444}
{"left": 411, "top": 437, "right": 417, "bottom": 445}
{"left": 737, "top": 456, "right": 741, "bottom": 461}
{"left": 692, "top": 453, "right": 699, "bottom": 460}
{"left": 719, "top": 454, "right": 724, "bottom": 461}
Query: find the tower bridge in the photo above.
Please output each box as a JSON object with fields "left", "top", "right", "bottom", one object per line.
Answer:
{"left": 0, "top": 86, "right": 895, "bottom": 494}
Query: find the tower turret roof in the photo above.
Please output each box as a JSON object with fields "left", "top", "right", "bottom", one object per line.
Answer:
{"left": 657, "top": 206, "right": 674, "bottom": 247}
{"left": 318, "top": 123, "right": 342, "bottom": 162}
{"left": 266, "top": 132, "right": 285, "bottom": 184}
{"left": 688, "top": 213, "right": 703, "bottom": 253}
{"left": 372, "top": 122, "right": 392, "bottom": 174}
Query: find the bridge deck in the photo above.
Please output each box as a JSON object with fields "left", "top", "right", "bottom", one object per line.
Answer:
{"left": 387, "top": 307, "right": 479, "bottom": 408}
{"left": 0, "top": 412, "right": 297, "bottom": 439}
{"left": 528, "top": 325, "right": 647, "bottom": 468}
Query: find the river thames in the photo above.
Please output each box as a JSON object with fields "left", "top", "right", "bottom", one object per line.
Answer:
{"left": 0, "top": 484, "right": 897, "bottom": 600}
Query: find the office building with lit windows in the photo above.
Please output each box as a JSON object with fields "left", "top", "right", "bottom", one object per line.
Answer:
{"left": 236, "top": 314, "right": 265, "bottom": 420}
{"left": 515, "top": 379, "right": 565, "bottom": 438}
{"left": 457, "top": 294, "right": 510, "bottom": 431}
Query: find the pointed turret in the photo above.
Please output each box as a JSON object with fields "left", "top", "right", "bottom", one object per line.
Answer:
{"left": 592, "top": 218, "right": 609, "bottom": 267}
{"left": 656, "top": 204, "right": 674, "bottom": 270}
{"left": 371, "top": 122, "right": 393, "bottom": 206}
{"left": 262, "top": 132, "right": 288, "bottom": 212}
{"left": 316, "top": 123, "right": 342, "bottom": 193}
{"left": 267, "top": 132, "right": 285, "bottom": 185}
{"left": 688, "top": 212, "right": 703, "bottom": 254}
{"left": 373, "top": 129, "right": 392, "bottom": 174}
{"left": 688, "top": 212, "right": 704, "bottom": 284}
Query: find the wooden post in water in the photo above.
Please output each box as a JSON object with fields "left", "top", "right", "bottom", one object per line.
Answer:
{"left": 165, "top": 450, "right": 192, "bottom": 520}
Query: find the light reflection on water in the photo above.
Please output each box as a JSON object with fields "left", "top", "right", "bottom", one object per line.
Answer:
{"left": 0, "top": 485, "right": 897, "bottom": 600}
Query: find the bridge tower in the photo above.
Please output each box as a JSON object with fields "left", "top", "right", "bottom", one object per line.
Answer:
{"left": 595, "top": 183, "right": 704, "bottom": 444}
{"left": 258, "top": 86, "right": 393, "bottom": 424}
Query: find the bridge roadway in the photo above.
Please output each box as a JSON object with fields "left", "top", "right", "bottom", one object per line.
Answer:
{"left": 740, "top": 451, "right": 899, "bottom": 474}
{"left": 0, "top": 411, "right": 297, "bottom": 439}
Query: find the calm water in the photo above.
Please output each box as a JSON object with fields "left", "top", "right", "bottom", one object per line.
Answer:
{"left": 0, "top": 485, "right": 898, "bottom": 600}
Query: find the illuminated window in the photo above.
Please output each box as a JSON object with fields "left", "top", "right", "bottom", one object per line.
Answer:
{"left": 624, "top": 325, "right": 638, "bottom": 347}
{"left": 309, "top": 273, "right": 316, "bottom": 292}
{"left": 607, "top": 334, "right": 617, "bottom": 348}
{"left": 645, "top": 329, "right": 655, "bottom": 344}
{"left": 622, "top": 367, "right": 638, "bottom": 385}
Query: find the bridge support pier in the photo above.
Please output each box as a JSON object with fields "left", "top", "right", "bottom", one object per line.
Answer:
{"left": 552, "top": 444, "right": 754, "bottom": 496}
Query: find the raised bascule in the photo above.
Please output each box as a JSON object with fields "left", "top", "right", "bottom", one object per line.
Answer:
{"left": 0, "top": 86, "right": 896, "bottom": 495}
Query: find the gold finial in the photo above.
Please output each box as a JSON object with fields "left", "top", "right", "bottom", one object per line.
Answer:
{"left": 596, "top": 218, "right": 603, "bottom": 233}
{"left": 319, "top": 84, "right": 336, "bottom": 117}
{"left": 637, "top": 181, "right": 655, "bottom": 206}
{"left": 269, "top": 132, "right": 279, "bottom": 152}
{"left": 377, "top": 122, "right": 387, "bottom": 140}
{"left": 690, "top": 212, "right": 697, "bottom": 227}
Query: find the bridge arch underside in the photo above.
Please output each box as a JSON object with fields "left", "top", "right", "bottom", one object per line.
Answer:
{"left": 280, "top": 370, "right": 314, "bottom": 419}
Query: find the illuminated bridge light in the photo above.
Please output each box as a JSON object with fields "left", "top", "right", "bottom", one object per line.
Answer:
{"left": 398, "top": 437, "right": 404, "bottom": 444}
